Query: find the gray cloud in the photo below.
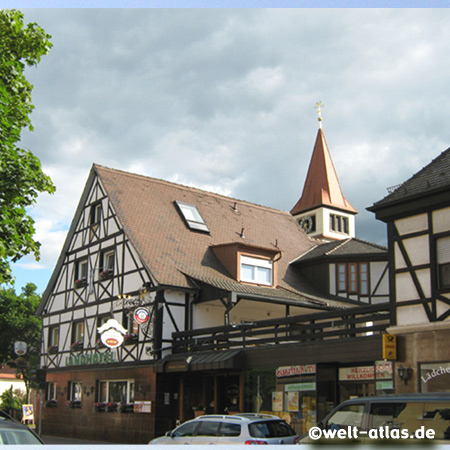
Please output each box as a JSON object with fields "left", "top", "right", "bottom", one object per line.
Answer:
{"left": 12, "top": 8, "right": 450, "bottom": 291}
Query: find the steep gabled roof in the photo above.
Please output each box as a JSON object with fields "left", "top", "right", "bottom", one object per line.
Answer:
{"left": 92, "top": 165, "right": 337, "bottom": 307}
{"left": 291, "top": 238, "right": 387, "bottom": 264}
{"left": 290, "top": 128, "right": 357, "bottom": 215}
{"left": 370, "top": 146, "right": 450, "bottom": 211}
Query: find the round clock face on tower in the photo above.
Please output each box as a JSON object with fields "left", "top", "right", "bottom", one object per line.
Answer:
{"left": 300, "top": 215, "right": 314, "bottom": 233}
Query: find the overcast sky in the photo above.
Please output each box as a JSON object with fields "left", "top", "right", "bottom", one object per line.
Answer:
{"left": 7, "top": 7, "right": 450, "bottom": 294}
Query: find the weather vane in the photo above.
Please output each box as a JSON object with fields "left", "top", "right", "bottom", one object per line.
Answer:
{"left": 315, "top": 101, "right": 324, "bottom": 128}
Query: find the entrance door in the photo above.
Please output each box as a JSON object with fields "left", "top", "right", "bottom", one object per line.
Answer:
{"left": 339, "top": 382, "right": 375, "bottom": 402}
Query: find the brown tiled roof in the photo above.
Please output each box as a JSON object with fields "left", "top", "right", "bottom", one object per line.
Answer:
{"left": 95, "top": 165, "right": 339, "bottom": 308}
{"left": 290, "top": 128, "right": 357, "bottom": 215}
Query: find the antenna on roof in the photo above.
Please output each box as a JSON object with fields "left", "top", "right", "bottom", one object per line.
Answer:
{"left": 315, "top": 101, "right": 324, "bottom": 129}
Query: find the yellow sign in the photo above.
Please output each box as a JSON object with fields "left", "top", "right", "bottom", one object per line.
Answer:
{"left": 382, "top": 334, "right": 397, "bottom": 360}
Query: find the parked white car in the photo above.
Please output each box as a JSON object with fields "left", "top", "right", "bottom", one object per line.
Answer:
{"left": 149, "top": 413, "right": 300, "bottom": 445}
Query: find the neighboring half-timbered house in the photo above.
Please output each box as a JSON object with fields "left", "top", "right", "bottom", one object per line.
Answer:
{"left": 37, "top": 124, "right": 391, "bottom": 443}
{"left": 369, "top": 146, "right": 450, "bottom": 394}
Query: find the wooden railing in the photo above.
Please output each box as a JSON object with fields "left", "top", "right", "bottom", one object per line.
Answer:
{"left": 172, "top": 303, "right": 392, "bottom": 353}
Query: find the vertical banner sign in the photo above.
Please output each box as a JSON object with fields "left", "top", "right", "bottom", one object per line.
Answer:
{"left": 382, "top": 334, "right": 397, "bottom": 360}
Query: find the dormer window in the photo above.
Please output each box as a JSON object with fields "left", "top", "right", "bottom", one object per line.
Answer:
{"left": 240, "top": 255, "right": 273, "bottom": 286}
{"left": 175, "top": 201, "right": 209, "bottom": 232}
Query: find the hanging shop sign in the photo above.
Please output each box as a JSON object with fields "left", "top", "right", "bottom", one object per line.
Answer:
{"left": 98, "top": 319, "right": 128, "bottom": 349}
{"left": 276, "top": 364, "right": 316, "bottom": 378}
{"left": 14, "top": 341, "right": 27, "bottom": 356}
{"left": 382, "top": 334, "right": 397, "bottom": 360}
{"left": 134, "top": 307, "right": 150, "bottom": 325}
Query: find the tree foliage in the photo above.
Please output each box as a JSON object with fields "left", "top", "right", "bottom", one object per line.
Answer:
{"left": 0, "top": 9, "right": 55, "bottom": 284}
{"left": 0, "top": 283, "right": 42, "bottom": 397}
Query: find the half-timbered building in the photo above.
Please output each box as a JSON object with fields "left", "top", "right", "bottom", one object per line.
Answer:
{"left": 36, "top": 123, "right": 391, "bottom": 443}
{"left": 369, "top": 146, "right": 450, "bottom": 394}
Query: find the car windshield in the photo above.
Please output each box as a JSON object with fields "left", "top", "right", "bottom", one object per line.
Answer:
{"left": 249, "top": 420, "right": 296, "bottom": 438}
{"left": 0, "top": 428, "right": 42, "bottom": 445}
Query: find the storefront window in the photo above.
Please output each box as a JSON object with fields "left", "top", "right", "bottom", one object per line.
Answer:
{"left": 420, "top": 362, "right": 450, "bottom": 392}
{"left": 97, "top": 379, "right": 135, "bottom": 403}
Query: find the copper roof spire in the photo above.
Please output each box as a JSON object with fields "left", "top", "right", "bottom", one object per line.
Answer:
{"left": 290, "top": 105, "right": 357, "bottom": 216}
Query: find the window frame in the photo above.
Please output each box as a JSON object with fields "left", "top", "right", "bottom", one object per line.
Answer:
{"left": 48, "top": 325, "right": 60, "bottom": 348}
{"left": 71, "top": 320, "right": 84, "bottom": 346}
{"left": 337, "top": 262, "right": 370, "bottom": 296}
{"left": 239, "top": 255, "right": 274, "bottom": 286}
{"left": 97, "top": 379, "right": 135, "bottom": 404}
{"left": 175, "top": 201, "right": 210, "bottom": 233}
{"left": 90, "top": 202, "right": 102, "bottom": 226}
{"left": 69, "top": 381, "right": 82, "bottom": 402}
{"left": 436, "top": 236, "right": 450, "bottom": 290}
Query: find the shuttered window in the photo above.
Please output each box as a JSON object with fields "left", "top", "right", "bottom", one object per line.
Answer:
{"left": 437, "top": 237, "right": 450, "bottom": 288}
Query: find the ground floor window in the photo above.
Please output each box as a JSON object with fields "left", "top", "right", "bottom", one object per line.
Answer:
{"left": 69, "top": 381, "right": 82, "bottom": 401}
{"left": 98, "top": 379, "right": 135, "bottom": 404}
{"left": 420, "top": 362, "right": 450, "bottom": 392}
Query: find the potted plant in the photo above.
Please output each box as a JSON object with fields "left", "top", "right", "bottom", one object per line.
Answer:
{"left": 48, "top": 345, "right": 58, "bottom": 354}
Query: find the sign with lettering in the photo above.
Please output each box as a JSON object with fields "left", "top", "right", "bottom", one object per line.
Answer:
{"left": 382, "top": 334, "right": 397, "bottom": 360}
{"left": 98, "top": 319, "right": 128, "bottom": 349}
{"left": 276, "top": 365, "right": 316, "bottom": 378}
{"left": 66, "top": 351, "right": 116, "bottom": 367}
{"left": 339, "top": 362, "right": 393, "bottom": 381}
{"left": 134, "top": 307, "right": 150, "bottom": 325}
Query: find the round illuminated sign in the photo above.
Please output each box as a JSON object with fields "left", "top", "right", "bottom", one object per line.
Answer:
{"left": 134, "top": 307, "right": 150, "bottom": 325}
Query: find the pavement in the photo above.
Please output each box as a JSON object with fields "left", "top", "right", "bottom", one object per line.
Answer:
{"left": 42, "top": 435, "right": 118, "bottom": 445}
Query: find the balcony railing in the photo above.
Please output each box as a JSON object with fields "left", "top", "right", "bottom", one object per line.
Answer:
{"left": 172, "top": 303, "right": 391, "bottom": 353}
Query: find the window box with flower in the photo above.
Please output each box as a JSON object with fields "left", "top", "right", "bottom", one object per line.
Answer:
{"left": 106, "top": 402, "right": 118, "bottom": 412}
{"left": 71, "top": 341, "right": 83, "bottom": 352}
{"left": 124, "top": 333, "right": 138, "bottom": 345}
{"left": 99, "top": 269, "right": 113, "bottom": 281}
{"left": 45, "top": 399, "right": 58, "bottom": 408}
{"left": 119, "top": 403, "right": 135, "bottom": 414}
{"left": 66, "top": 400, "right": 82, "bottom": 409}
{"left": 94, "top": 402, "right": 107, "bottom": 412}
{"left": 48, "top": 345, "right": 58, "bottom": 354}
{"left": 74, "top": 278, "right": 87, "bottom": 289}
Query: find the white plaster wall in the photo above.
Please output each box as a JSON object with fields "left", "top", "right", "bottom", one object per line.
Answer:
{"left": 395, "top": 213, "right": 428, "bottom": 236}
{"left": 397, "top": 305, "right": 429, "bottom": 326}
{"left": 161, "top": 291, "right": 186, "bottom": 343}
{"left": 433, "top": 207, "right": 450, "bottom": 234}
{"left": 329, "top": 264, "right": 336, "bottom": 295}
{"left": 402, "top": 235, "right": 430, "bottom": 266}
{"left": 396, "top": 273, "right": 419, "bottom": 302}
{"left": 371, "top": 262, "right": 389, "bottom": 295}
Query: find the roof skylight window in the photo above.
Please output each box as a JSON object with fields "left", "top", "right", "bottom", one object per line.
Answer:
{"left": 175, "top": 201, "right": 210, "bottom": 232}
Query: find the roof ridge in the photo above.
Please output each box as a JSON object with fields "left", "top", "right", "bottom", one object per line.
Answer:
{"left": 350, "top": 237, "right": 388, "bottom": 251}
{"left": 324, "top": 238, "right": 351, "bottom": 256}
{"left": 94, "top": 164, "right": 293, "bottom": 217}
{"left": 289, "top": 244, "right": 320, "bottom": 264}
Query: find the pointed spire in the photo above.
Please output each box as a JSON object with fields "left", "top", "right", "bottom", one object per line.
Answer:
{"left": 290, "top": 117, "right": 357, "bottom": 216}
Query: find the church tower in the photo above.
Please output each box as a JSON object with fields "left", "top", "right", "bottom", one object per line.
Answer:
{"left": 291, "top": 103, "right": 357, "bottom": 240}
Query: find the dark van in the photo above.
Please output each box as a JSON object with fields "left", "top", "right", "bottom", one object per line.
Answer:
{"left": 299, "top": 393, "right": 450, "bottom": 444}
